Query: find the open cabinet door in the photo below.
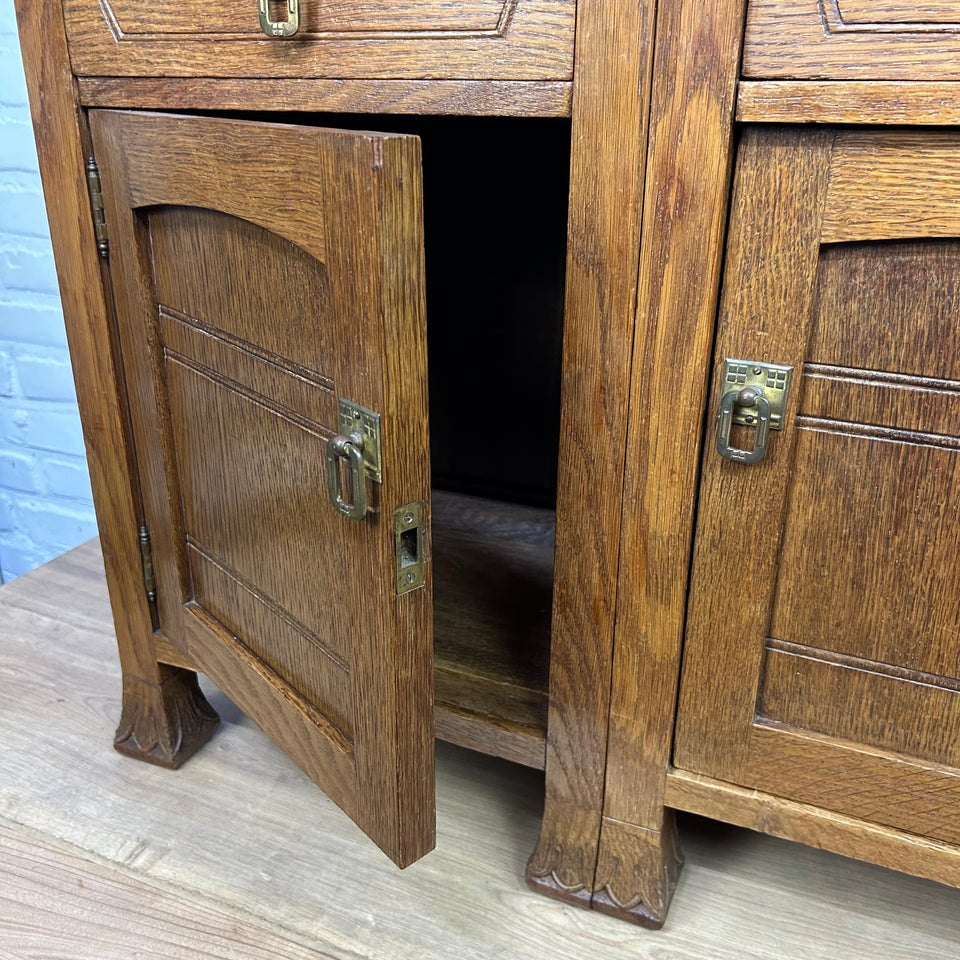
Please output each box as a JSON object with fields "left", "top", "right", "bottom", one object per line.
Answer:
{"left": 89, "top": 110, "right": 434, "bottom": 867}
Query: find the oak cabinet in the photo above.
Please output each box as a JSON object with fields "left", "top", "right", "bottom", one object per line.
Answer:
{"left": 16, "top": 0, "right": 960, "bottom": 932}
{"left": 677, "top": 126, "right": 960, "bottom": 843}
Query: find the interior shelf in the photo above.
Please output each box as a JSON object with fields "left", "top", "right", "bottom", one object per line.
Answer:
{"left": 431, "top": 490, "right": 553, "bottom": 770}
{"left": 151, "top": 488, "right": 555, "bottom": 770}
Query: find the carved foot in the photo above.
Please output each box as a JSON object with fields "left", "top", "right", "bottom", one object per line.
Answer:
{"left": 526, "top": 799, "right": 600, "bottom": 910}
{"left": 114, "top": 667, "right": 220, "bottom": 769}
{"left": 591, "top": 812, "right": 683, "bottom": 928}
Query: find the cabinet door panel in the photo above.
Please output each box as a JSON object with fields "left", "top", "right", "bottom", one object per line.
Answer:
{"left": 90, "top": 109, "right": 434, "bottom": 867}
{"left": 676, "top": 127, "right": 960, "bottom": 843}
{"left": 769, "top": 427, "right": 960, "bottom": 678}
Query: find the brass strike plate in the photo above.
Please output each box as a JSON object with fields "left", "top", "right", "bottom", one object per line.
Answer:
{"left": 338, "top": 398, "right": 382, "bottom": 483}
{"left": 721, "top": 359, "right": 794, "bottom": 430}
{"left": 395, "top": 502, "right": 426, "bottom": 596}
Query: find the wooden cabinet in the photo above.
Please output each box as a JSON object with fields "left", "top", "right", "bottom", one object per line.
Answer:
{"left": 17, "top": 0, "right": 652, "bottom": 918}
{"left": 16, "top": 0, "right": 960, "bottom": 932}
{"left": 677, "top": 126, "right": 960, "bottom": 842}
{"left": 598, "top": 2, "right": 960, "bottom": 925}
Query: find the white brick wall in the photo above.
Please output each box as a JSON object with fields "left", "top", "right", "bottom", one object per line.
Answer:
{"left": 0, "top": 1, "right": 98, "bottom": 582}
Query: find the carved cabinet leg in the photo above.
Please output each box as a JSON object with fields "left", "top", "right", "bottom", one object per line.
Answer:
{"left": 527, "top": 800, "right": 683, "bottom": 927}
{"left": 526, "top": 799, "right": 601, "bottom": 909}
{"left": 591, "top": 811, "right": 683, "bottom": 928}
{"left": 114, "top": 665, "right": 220, "bottom": 769}
{"left": 14, "top": 0, "right": 221, "bottom": 777}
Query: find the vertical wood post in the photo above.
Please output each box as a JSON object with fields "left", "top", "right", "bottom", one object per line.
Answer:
{"left": 527, "top": 0, "right": 657, "bottom": 906}
{"left": 15, "top": 0, "right": 218, "bottom": 768}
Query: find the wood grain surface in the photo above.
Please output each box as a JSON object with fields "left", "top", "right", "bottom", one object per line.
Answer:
{"left": 89, "top": 0, "right": 515, "bottom": 34}
{"left": 431, "top": 490, "right": 552, "bottom": 768}
{"left": 77, "top": 77, "right": 573, "bottom": 117}
{"left": 809, "top": 238, "right": 960, "bottom": 378}
{"left": 665, "top": 768, "right": 960, "bottom": 890}
{"left": 744, "top": 0, "right": 960, "bottom": 79}
{"left": 148, "top": 487, "right": 553, "bottom": 768}
{"left": 15, "top": 0, "right": 223, "bottom": 772}
{"left": 821, "top": 133, "right": 960, "bottom": 243}
{"left": 592, "top": 0, "right": 750, "bottom": 926}
{"left": 90, "top": 109, "right": 435, "bottom": 867}
{"left": 744, "top": 728, "right": 960, "bottom": 846}
{"left": 836, "top": 1, "right": 960, "bottom": 23}
{"left": 14, "top": 0, "right": 160, "bottom": 692}
{"left": 676, "top": 126, "right": 960, "bottom": 854}
{"left": 674, "top": 126, "right": 838, "bottom": 784}
{"left": 526, "top": 0, "right": 657, "bottom": 909}
{"left": 738, "top": 81, "right": 960, "bottom": 125}
{"left": 3, "top": 541, "right": 960, "bottom": 957}
{"left": 61, "top": 0, "right": 575, "bottom": 79}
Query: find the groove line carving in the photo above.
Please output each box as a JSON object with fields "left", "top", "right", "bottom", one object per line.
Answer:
{"left": 100, "top": 0, "right": 517, "bottom": 43}
{"left": 766, "top": 638, "right": 960, "bottom": 691}
{"left": 795, "top": 415, "right": 960, "bottom": 449}
{"left": 163, "top": 349, "right": 335, "bottom": 438}
{"left": 525, "top": 803, "right": 600, "bottom": 910}
{"left": 590, "top": 817, "right": 683, "bottom": 927}
{"left": 803, "top": 362, "right": 960, "bottom": 395}
{"left": 187, "top": 537, "right": 351, "bottom": 673}
{"left": 96, "top": 0, "right": 123, "bottom": 42}
{"left": 160, "top": 304, "right": 334, "bottom": 392}
{"left": 821, "top": 0, "right": 960, "bottom": 33}
{"left": 185, "top": 603, "right": 356, "bottom": 759}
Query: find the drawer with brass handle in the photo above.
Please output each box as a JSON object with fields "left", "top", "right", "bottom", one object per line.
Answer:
{"left": 61, "top": 0, "right": 576, "bottom": 81}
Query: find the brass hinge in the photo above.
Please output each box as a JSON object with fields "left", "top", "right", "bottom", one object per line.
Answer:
{"left": 85, "top": 157, "right": 109, "bottom": 259}
{"left": 138, "top": 523, "right": 157, "bottom": 604}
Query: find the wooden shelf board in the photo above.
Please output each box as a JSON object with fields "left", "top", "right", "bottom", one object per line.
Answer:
{"left": 431, "top": 489, "right": 553, "bottom": 767}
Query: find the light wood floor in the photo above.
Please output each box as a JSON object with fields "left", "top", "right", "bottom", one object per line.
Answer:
{"left": 2, "top": 540, "right": 959, "bottom": 960}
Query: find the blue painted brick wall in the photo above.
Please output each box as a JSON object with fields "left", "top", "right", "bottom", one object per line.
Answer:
{"left": 0, "top": 1, "right": 98, "bottom": 583}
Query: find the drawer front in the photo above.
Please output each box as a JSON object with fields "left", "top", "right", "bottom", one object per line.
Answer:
{"left": 744, "top": 0, "right": 960, "bottom": 79}
{"left": 63, "top": 0, "right": 575, "bottom": 79}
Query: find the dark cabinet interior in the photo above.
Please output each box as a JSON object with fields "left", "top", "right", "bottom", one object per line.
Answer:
{"left": 411, "top": 115, "right": 571, "bottom": 769}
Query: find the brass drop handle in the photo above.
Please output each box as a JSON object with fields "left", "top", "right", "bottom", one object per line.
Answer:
{"left": 258, "top": 0, "right": 299, "bottom": 37}
{"left": 326, "top": 432, "right": 368, "bottom": 521}
{"left": 716, "top": 386, "right": 771, "bottom": 464}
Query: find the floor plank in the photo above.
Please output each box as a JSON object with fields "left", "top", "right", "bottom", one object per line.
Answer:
{"left": 1, "top": 540, "right": 960, "bottom": 959}
{"left": 0, "top": 823, "right": 333, "bottom": 960}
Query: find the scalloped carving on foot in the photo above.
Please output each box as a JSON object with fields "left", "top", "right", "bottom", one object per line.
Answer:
{"left": 591, "top": 812, "right": 683, "bottom": 928}
{"left": 525, "top": 799, "right": 601, "bottom": 909}
{"left": 114, "top": 668, "right": 220, "bottom": 769}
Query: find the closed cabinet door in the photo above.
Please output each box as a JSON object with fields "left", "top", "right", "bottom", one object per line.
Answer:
{"left": 90, "top": 109, "right": 434, "bottom": 867}
{"left": 676, "top": 126, "right": 960, "bottom": 843}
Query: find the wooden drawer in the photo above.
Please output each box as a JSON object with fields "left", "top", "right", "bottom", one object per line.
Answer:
{"left": 62, "top": 0, "right": 575, "bottom": 80}
{"left": 744, "top": 0, "right": 960, "bottom": 79}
